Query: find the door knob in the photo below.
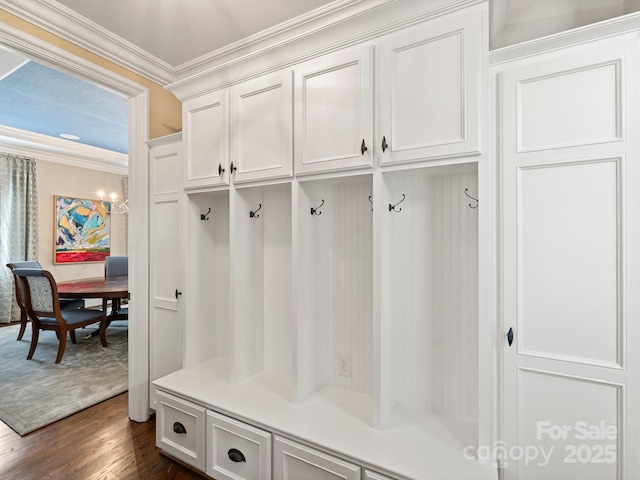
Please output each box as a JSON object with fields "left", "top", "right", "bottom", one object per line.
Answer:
{"left": 507, "top": 327, "right": 514, "bottom": 346}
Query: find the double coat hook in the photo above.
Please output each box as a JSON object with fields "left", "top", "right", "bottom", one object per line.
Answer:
{"left": 310, "top": 199, "right": 324, "bottom": 216}
{"left": 250, "top": 204, "right": 262, "bottom": 218}
{"left": 389, "top": 194, "right": 406, "bottom": 213}
{"left": 200, "top": 208, "right": 211, "bottom": 221}
{"left": 464, "top": 189, "right": 479, "bottom": 209}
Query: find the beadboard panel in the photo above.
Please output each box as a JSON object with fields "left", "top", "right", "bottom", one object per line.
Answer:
{"left": 295, "top": 175, "right": 374, "bottom": 404}
{"left": 232, "top": 185, "right": 293, "bottom": 386}
{"left": 186, "top": 192, "right": 231, "bottom": 371}
{"left": 379, "top": 164, "right": 478, "bottom": 430}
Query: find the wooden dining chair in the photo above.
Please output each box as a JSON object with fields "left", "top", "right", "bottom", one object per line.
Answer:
{"left": 6, "top": 261, "right": 85, "bottom": 341}
{"left": 104, "top": 256, "right": 128, "bottom": 321}
{"left": 11, "top": 268, "right": 108, "bottom": 364}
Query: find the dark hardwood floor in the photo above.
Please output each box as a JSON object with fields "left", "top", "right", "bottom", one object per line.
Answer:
{"left": 0, "top": 392, "right": 207, "bottom": 480}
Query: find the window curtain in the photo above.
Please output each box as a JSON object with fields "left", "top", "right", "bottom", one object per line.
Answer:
{"left": 122, "top": 175, "right": 128, "bottom": 253}
{"left": 0, "top": 153, "right": 39, "bottom": 323}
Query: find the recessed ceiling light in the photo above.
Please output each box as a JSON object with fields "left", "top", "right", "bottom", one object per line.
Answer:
{"left": 60, "top": 133, "right": 80, "bottom": 140}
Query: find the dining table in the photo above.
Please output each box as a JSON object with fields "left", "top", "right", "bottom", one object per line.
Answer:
{"left": 57, "top": 275, "right": 128, "bottom": 302}
{"left": 57, "top": 275, "right": 129, "bottom": 337}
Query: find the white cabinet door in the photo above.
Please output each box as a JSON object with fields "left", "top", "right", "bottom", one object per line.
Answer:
{"left": 183, "top": 90, "right": 229, "bottom": 188}
{"left": 499, "top": 33, "right": 640, "bottom": 480}
{"left": 273, "top": 436, "right": 360, "bottom": 480}
{"left": 294, "top": 45, "right": 373, "bottom": 175}
{"left": 230, "top": 70, "right": 293, "bottom": 184}
{"left": 378, "top": 9, "right": 482, "bottom": 165}
{"left": 149, "top": 137, "right": 183, "bottom": 409}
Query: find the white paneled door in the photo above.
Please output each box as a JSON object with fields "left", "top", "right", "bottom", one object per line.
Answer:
{"left": 149, "top": 138, "right": 184, "bottom": 409}
{"left": 500, "top": 32, "right": 640, "bottom": 480}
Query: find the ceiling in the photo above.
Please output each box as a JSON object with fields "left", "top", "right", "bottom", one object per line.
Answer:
{"left": 0, "top": 46, "right": 128, "bottom": 154}
{"left": 54, "top": 0, "right": 338, "bottom": 69}
{"left": 0, "top": 0, "right": 637, "bottom": 158}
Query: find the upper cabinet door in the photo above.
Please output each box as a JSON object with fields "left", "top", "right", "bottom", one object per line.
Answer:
{"left": 378, "top": 10, "right": 482, "bottom": 165}
{"left": 183, "top": 90, "right": 230, "bottom": 189}
{"left": 230, "top": 70, "right": 293, "bottom": 184}
{"left": 294, "top": 45, "right": 373, "bottom": 175}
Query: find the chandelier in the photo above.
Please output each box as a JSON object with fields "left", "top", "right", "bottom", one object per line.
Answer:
{"left": 97, "top": 190, "right": 129, "bottom": 215}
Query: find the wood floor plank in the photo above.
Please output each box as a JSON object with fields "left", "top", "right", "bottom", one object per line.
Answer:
{"left": 0, "top": 392, "right": 206, "bottom": 480}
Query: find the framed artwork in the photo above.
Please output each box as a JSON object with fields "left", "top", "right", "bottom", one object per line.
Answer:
{"left": 54, "top": 195, "right": 111, "bottom": 263}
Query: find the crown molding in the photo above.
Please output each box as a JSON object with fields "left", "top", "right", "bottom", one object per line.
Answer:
{"left": 172, "top": 0, "right": 388, "bottom": 77}
{"left": 168, "top": 0, "right": 485, "bottom": 101}
{"left": 0, "top": 0, "right": 175, "bottom": 85}
{"left": 0, "top": 0, "right": 485, "bottom": 90}
{"left": 0, "top": 19, "right": 148, "bottom": 97}
{"left": 0, "top": 124, "right": 128, "bottom": 174}
{"left": 489, "top": 10, "right": 640, "bottom": 65}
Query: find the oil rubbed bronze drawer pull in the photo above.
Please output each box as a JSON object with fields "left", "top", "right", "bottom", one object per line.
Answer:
{"left": 228, "top": 448, "right": 246, "bottom": 463}
{"left": 173, "top": 422, "right": 186, "bottom": 434}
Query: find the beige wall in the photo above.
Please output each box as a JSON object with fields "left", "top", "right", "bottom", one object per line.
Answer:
{"left": 0, "top": 9, "right": 182, "bottom": 139}
{"left": 37, "top": 160, "right": 127, "bottom": 282}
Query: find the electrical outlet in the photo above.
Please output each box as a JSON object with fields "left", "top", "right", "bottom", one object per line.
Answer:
{"left": 339, "top": 355, "right": 352, "bottom": 377}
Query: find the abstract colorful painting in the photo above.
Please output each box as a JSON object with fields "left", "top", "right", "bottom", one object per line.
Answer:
{"left": 54, "top": 195, "right": 111, "bottom": 263}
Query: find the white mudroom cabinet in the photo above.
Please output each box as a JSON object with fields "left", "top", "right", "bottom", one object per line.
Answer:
{"left": 153, "top": 1, "right": 495, "bottom": 479}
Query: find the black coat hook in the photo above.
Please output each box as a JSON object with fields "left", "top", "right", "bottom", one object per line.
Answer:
{"left": 465, "top": 188, "right": 479, "bottom": 209}
{"left": 310, "top": 199, "right": 324, "bottom": 216}
{"left": 368, "top": 195, "right": 373, "bottom": 211}
{"left": 388, "top": 194, "right": 405, "bottom": 213}
{"left": 200, "top": 208, "right": 211, "bottom": 221}
{"left": 250, "top": 204, "right": 262, "bottom": 218}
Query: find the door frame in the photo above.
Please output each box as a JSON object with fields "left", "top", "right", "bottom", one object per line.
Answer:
{"left": 0, "top": 22, "right": 152, "bottom": 421}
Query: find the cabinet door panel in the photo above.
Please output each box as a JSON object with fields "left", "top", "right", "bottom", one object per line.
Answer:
{"left": 183, "top": 90, "right": 229, "bottom": 188}
{"left": 294, "top": 45, "right": 373, "bottom": 174}
{"left": 231, "top": 71, "right": 292, "bottom": 183}
{"left": 378, "top": 10, "right": 481, "bottom": 165}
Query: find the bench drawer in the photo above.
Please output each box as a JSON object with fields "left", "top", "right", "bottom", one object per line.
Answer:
{"left": 206, "top": 410, "right": 271, "bottom": 480}
{"left": 156, "top": 390, "right": 206, "bottom": 471}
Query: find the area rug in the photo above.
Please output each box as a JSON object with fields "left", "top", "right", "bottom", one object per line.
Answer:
{"left": 0, "top": 322, "right": 128, "bottom": 436}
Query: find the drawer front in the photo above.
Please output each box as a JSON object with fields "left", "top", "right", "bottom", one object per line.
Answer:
{"left": 156, "top": 390, "right": 206, "bottom": 471}
{"left": 365, "top": 470, "right": 396, "bottom": 480}
{"left": 206, "top": 410, "right": 271, "bottom": 480}
{"left": 274, "top": 436, "right": 361, "bottom": 480}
